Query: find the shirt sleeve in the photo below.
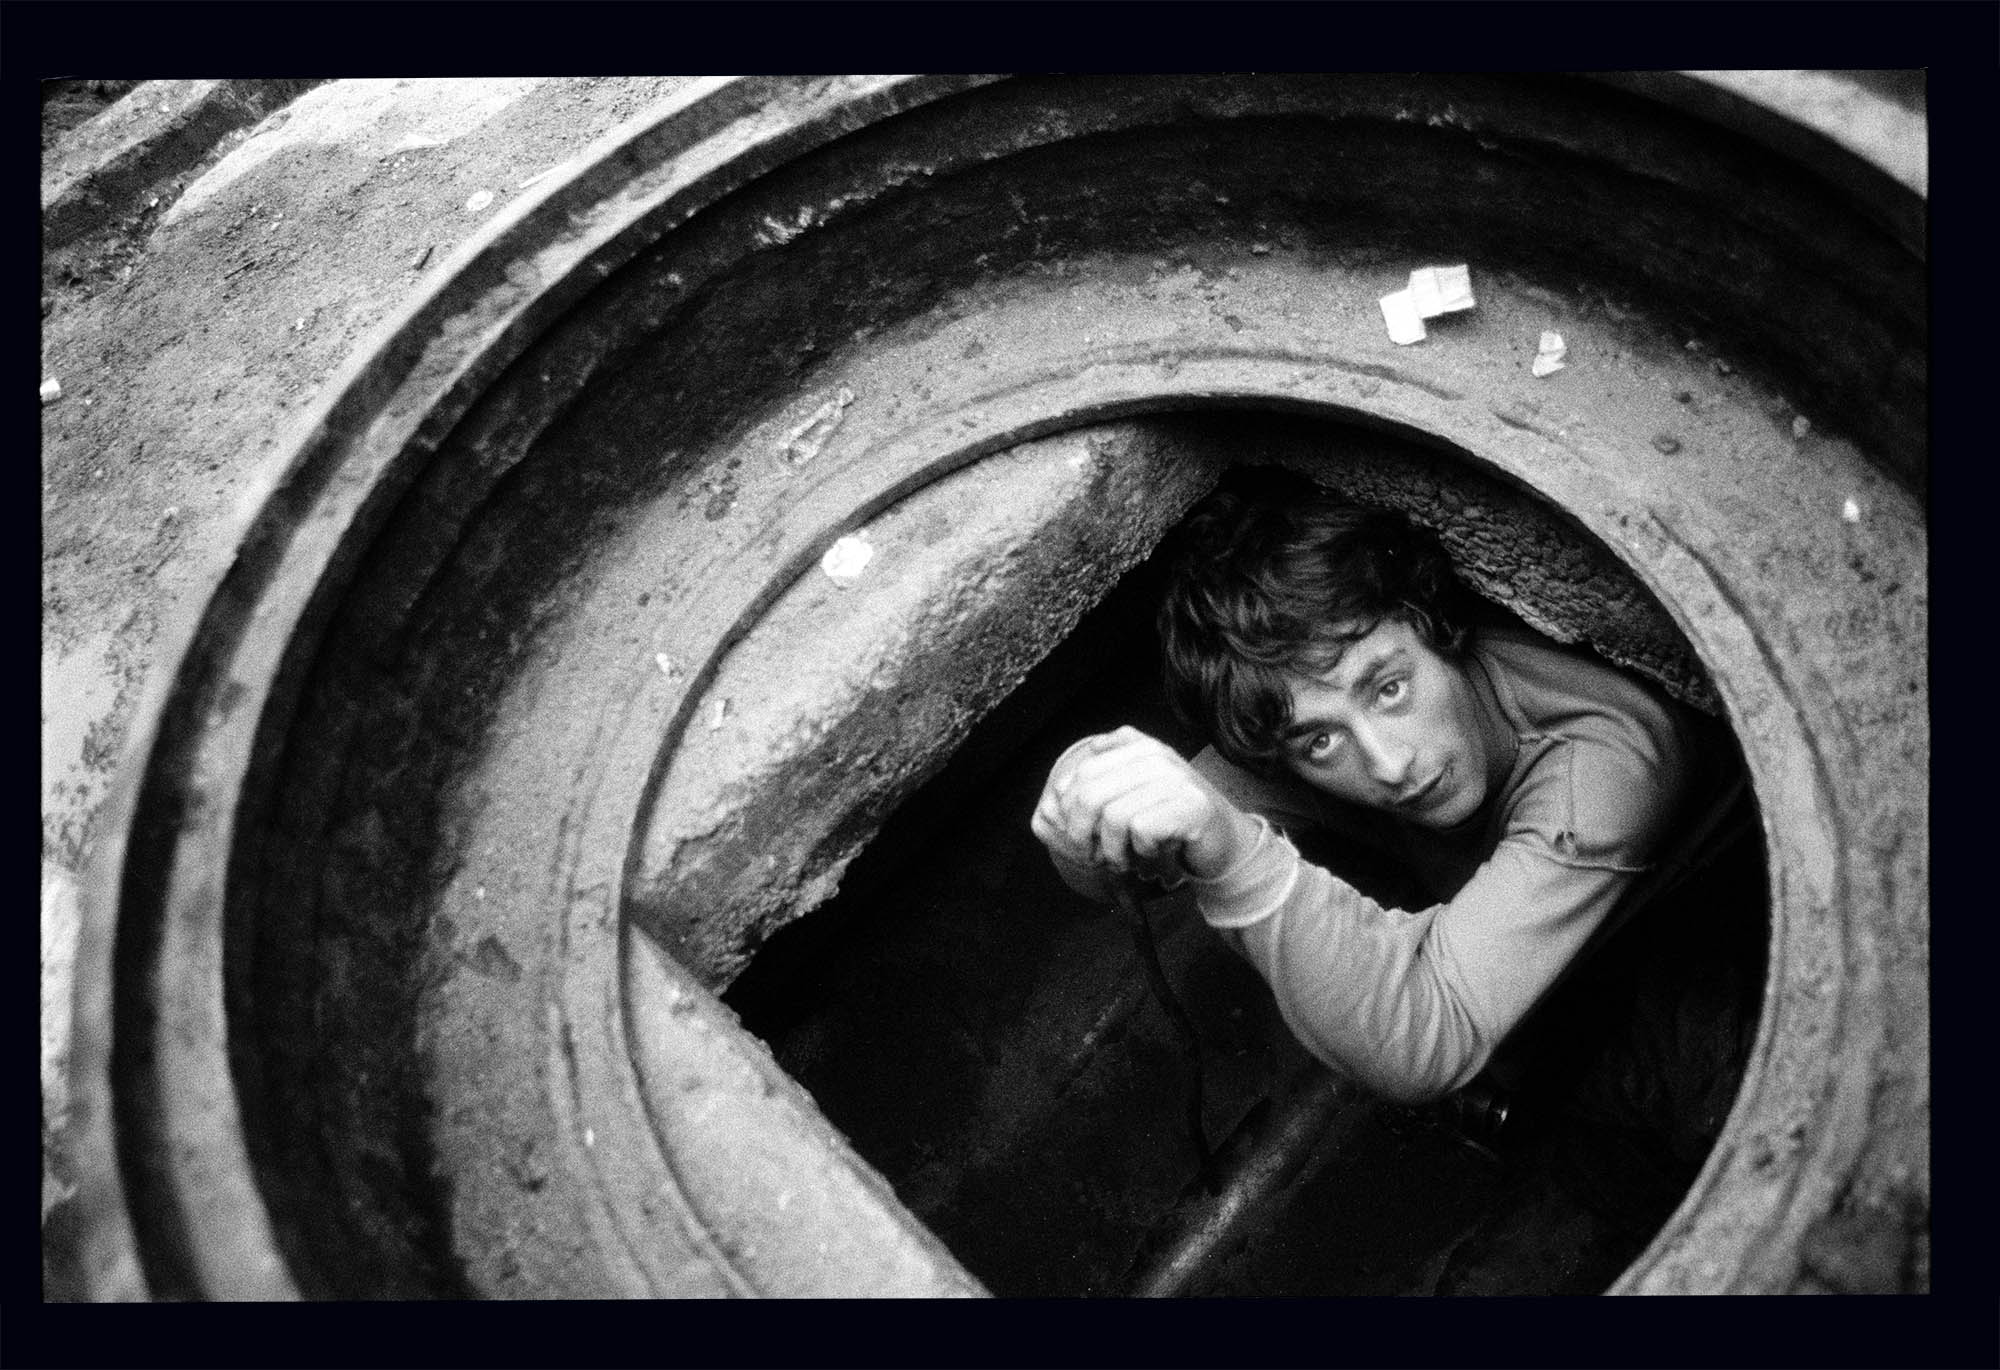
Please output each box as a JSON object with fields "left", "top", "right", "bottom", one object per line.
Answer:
{"left": 1191, "top": 733, "right": 1684, "bottom": 1104}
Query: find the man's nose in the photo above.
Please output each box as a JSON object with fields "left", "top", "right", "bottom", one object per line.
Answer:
{"left": 1352, "top": 722, "right": 1413, "bottom": 789}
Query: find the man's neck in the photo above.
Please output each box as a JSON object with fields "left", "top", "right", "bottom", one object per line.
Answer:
{"left": 1467, "top": 643, "right": 1521, "bottom": 806}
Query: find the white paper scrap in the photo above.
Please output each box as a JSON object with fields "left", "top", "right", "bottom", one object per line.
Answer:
{"left": 1408, "top": 265, "right": 1475, "bottom": 319}
{"left": 821, "top": 534, "right": 874, "bottom": 584}
{"left": 1841, "top": 498, "right": 1861, "bottom": 524}
{"left": 1531, "top": 330, "right": 1567, "bottom": 378}
{"left": 1379, "top": 289, "right": 1426, "bottom": 345}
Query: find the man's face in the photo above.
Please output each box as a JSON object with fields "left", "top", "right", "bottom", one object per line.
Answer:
{"left": 1277, "top": 617, "right": 1498, "bottom": 829}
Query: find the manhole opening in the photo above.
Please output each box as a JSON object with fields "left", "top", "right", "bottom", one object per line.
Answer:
{"left": 722, "top": 452, "right": 1771, "bottom": 1297}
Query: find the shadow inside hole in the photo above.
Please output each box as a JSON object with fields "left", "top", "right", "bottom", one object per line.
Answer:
{"left": 723, "top": 470, "right": 1769, "bottom": 1298}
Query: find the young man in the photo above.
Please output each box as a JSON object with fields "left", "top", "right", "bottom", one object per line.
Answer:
{"left": 1031, "top": 471, "right": 1702, "bottom": 1107}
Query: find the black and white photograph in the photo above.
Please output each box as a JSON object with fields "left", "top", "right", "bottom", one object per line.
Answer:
{"left": 35, "top": 46, "right": 1958, "bottom": 1351}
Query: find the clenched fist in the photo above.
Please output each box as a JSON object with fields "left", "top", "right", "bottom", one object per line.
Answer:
{"left": 1031, "top": 726, "right": 1261, "bottom": 895}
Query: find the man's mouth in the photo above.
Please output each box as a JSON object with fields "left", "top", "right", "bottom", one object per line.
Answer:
{"left": 1398, "top": 767, "right": 1445, "bottom": 811}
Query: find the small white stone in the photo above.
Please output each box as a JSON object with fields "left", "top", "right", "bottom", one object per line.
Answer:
{"left": 1841, "top": 498, "right": 1861, "bottom": 523}
{"left": 821, "top": 533, "right": 874, "bottom": 584}
{"left": 1531, "top": 330, "right": 1567, "bottom": 378}
{"left": 654, "top": 653, "right": 677, "bottom": 678}
{"left": 464, "top": 189, "right": 495, "bottom": 213}
{"left": 39, "top": 377, "right": 61, "bottom": 404}
{"left": 1378, "top": 289, "right": 1425, "bottom": 345}
{"left": 710, "top": 698, "right": 730, "bottom": 731}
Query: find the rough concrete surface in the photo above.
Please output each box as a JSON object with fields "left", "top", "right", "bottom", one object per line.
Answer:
{"left": 39, "top": 74, "right": 695, "bottom": 1284}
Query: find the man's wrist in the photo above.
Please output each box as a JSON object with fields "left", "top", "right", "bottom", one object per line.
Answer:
{"left": 1188, "top": 807, "right": 1266, "bottom": 881}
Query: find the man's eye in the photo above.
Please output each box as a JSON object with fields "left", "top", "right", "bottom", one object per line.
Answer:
{"left": 1377, "top": 678, "right": 1406, "bottom": 705}
{"left": 1305, "top": 732, "right": 1336, "bottom": 759}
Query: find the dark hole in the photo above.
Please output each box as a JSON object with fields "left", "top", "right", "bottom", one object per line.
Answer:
{"left": 724, "top": 472, "right": 1769, "bottom": 1297}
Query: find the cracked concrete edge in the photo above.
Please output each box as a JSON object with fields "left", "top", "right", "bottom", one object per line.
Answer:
{"left": 41, "top": 78, "right": 328, "bottom": 251}
{"left": 41, "top": 862, "right": 81, "bottom": 1224}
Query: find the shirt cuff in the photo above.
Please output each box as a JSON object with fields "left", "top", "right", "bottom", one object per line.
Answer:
{"left": 1189, "top": 816, "right": 1301, "bottom": 930}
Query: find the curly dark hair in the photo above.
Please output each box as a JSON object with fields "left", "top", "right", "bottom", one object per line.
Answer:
{"left": 1157, "top": 467, "right": 1472, "bottom": 774}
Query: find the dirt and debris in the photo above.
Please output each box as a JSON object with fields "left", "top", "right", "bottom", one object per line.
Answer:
{"left": 780, "top": 386, "right": 857, "bottom": 464}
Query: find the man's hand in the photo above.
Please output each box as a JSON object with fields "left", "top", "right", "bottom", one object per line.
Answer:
{"left": 1031, "top": 726, "right": 1261, "bottom": 886}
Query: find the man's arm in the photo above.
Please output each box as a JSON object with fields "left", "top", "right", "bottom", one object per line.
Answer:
{"left": 1194, "top": 733, "right": 1682, "bottom": 1102}
{"left": 1032, "top": 723, "right": 1685, "bottom": 1104}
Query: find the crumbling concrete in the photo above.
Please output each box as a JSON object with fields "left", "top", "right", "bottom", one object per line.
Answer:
{"left": 632, "top": 422, "right": 1218, "bottom": 987}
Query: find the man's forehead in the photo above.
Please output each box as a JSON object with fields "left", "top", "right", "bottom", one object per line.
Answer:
{"left": 1302, "top": 618, "right": 1408, "bottom": 686}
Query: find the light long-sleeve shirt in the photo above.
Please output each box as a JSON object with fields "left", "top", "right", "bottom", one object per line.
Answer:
{"left": 1187, "top": 626, "right": 1697, "bottom": 1103}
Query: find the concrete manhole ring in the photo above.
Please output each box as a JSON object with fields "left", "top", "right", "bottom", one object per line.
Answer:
{"left": 73, "top": 73, "right": 1925, "bottom": 1298}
